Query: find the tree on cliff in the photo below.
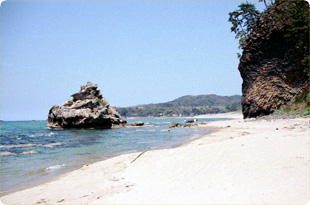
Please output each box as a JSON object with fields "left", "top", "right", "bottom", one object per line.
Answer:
{"left": 263, "top": 1, "right": 309, "bottom": 71}
{"left": 259, "top": 0, "right": 275, "bottom": 8}
{"left": 228, "top": 2, "right": 261, "bottom": 57}
{"left": 229, "top": 1, "right": 309, "bottom": 66}
{"left": 282, "top": 1, "right": 309, "bottom": 71}
{"left": 233, "top": 1, "right": 309, "bottom": 118}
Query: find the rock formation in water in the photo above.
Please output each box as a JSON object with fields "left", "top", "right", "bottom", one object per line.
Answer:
{"left": 47, "top": 82, "right": 126, "bottom": 129}
{"left": 238, "top": 1, "right": 309, "bottom": 118}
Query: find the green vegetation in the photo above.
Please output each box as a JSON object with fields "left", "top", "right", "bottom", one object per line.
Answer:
{"left": 259, "top": 0, "right": 275, "bottom": 8}
{"left": 283, "top": 1, "right": 309, "bottom": 71}
{"left": 228, "top": 1, "right": 261, "bottom": 56}
{"left": 229, "top": 0, "right": 309, "bottom": 65}
{"left": 97, "top": 98, "right": 107, "bottom": 106}
{"left": 274, "top": 93, "right": 310, "bottom": 116}
{"left": 269, "top": 1, "right": 309, "bottom": 71}
{"left": 306, "top": 93, "right": 310, "bottom": 115}
{"left": 116, "top": 95, "right": 241, "bottom": 117}
{"left": 273, "top": 1, "right": 310, "bottom": 114}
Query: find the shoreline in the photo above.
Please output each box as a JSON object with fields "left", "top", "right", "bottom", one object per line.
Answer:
{"left": 2, "top": 113, "right": 309, "bottom": 204}
{"left": 124, "top": 111, "right": 243, "bottom": 120}
{"left": 0, "top": 115, "right": 219, "bottom": 196}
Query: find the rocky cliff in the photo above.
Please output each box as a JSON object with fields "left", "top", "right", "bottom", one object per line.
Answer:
{"left": 239, "top": 1, "right": 309, "bottom": 118}
{"left": 47, "top": 82, "right": 126, "bottom": 129}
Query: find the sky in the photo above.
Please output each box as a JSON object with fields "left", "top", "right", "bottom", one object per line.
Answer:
{"left": 1, "top": 0, "right": 266, "bottom": 121}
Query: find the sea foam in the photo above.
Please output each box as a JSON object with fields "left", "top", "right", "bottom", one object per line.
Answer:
{"left": 45, "top": 164, "right": 66, "bottom": 171}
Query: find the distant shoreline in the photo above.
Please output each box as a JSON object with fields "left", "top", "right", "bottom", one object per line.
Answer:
{"left": 0, "top": 120, "right": 47, "bottom": 122}
{"left": 0, "top": 111, "right": 242, "bottom": 122}
{"left": 124, "top": 111, "right": 243, "bottom": 120}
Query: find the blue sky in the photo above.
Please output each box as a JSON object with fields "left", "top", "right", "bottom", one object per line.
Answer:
{"left": 1, "top": 1, "right": 265, "bottom": 121}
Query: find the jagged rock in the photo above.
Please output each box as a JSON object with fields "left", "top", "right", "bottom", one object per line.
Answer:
{"left": 47, "top": 82, "right": 126, "bottom": 129}
{"left": 239, "top": 2, "right": 309, "bottom": 118}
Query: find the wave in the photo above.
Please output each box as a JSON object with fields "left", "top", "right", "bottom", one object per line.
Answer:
{"left": 42, "top": 142, "right": 62, "bottom": 148}
{"left": 0, "top": 152, "right": 16, "bottom": 156}
{"left": 29, "top": 132, "right": 55, "bottom": 138}
{"left": 45, "top": 164, "right": 65, "bottom": 171}
{"left": 46, "top": 132, "right": 55, "bottom": 136}
{"left": 1, "top": 142, "right": 62, "bottom": 149}
{"left": 21, "top": 150, "right": 37, "bottom": 154}
{"left": 190, "top": 134, "right": 200, "bottom": 139}
{"left": 29, "top": 134, "right": 40, "bottom": 138}
{"left": 153, "top": 122, "right": 171, "bottom": 124}
{"left": 0, "top": 143, "right": 38, "bottom": 148}
{"left": 136, "top": 130, "right": 156, "bottom": 132}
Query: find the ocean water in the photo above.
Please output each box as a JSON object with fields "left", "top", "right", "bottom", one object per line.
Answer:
{"left": 0, "top": 118, "right": 228, "bottom": 194}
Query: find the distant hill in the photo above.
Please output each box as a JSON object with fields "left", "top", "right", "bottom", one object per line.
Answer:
{"left": 116, "top": 94, "right": 241, "bottom": 117}
{"left": 157, "top": 94, "right": 241, "bottom": 107}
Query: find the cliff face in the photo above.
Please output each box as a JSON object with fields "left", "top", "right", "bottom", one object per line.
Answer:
{"left": 239, "top": 1, "right": 309, "bottom": 118}
{"left": 47, "top": 82, "right": 126, "bottom": 129}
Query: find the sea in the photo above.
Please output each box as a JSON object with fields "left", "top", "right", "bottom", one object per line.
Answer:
{"left": 0, "top": 117, "right": 229, "bottom": 195}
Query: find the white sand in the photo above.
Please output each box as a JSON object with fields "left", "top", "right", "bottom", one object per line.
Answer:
{"left": 1, "top": 114, "right": 309, "bottom": 204}
{"left": 194, "top": 112, "right": 243, "bottom": 119}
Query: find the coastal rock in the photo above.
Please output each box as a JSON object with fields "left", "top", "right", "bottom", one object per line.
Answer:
{"left": 168, "top": 122, "right": 198, "bottom": 128}
{"left": 239, "top": 2, "right": 309, "bottom": 118}
{"left": 169, "top": 122, "right": 181, "bottom": 128}
{"left": 124, "top": 124, "right": 157, "bottom": 128}
{"left": 47, "top": 82, "right": 126, "bottom": 129}
{"left": 131, "top": 121, "right": 144, "bottom": 126}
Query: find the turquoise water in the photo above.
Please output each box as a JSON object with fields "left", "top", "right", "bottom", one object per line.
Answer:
{"left": 0, "top": 118, "right": 227, "bottom": 194}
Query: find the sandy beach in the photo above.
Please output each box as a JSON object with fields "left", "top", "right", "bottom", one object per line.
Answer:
{"left": 1, "top": 113, "right": 309, "bottom": 204}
